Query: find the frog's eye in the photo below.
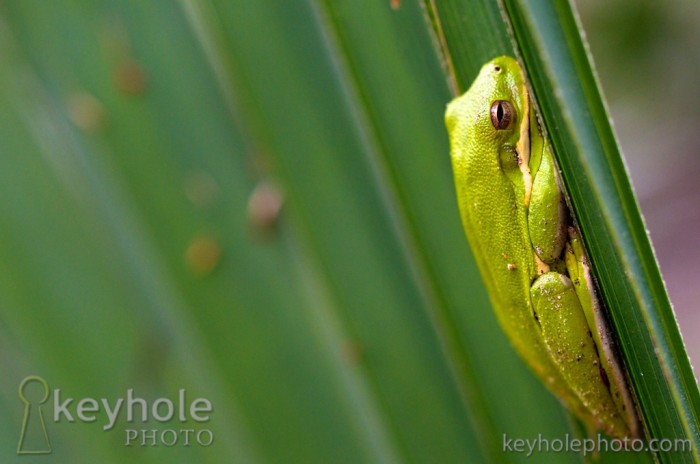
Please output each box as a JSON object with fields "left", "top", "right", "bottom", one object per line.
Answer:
{"left": 490, "top": 100, "right": 515, "bottom": 130}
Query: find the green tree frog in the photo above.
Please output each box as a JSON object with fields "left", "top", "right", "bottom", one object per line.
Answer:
{"left": 445, "top": 56, "right": 639, "bottom": 438}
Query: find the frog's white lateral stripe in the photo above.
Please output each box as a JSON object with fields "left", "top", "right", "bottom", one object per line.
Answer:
{"left": 582, "top": 259, "right": 641, "bottom": 438}
{"left": 517, "top": 86, "right": 533, "bottom": 207}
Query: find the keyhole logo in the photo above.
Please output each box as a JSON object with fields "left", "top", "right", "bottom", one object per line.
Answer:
{"left": 13, "top": 376, "right": 214, "bottom": 452}
{"left": 17, "top": 376, "right": 52, "bottom": 455}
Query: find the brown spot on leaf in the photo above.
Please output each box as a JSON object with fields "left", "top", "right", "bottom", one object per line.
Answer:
{"left": 341, "top": 341, "right": 364, "bottom": 365}
{"left": 114, "top": 59, "right": 147, "bottom": 96}
{"left": 186, "top": 234, "right": 222, "bottom": 276}
{"left": 184, "top": 171, "right": 220, "bottom": 209}
{"left": 66, "top": 92, "right": 106, "bottom": 131}
{"left": 248, "top": 181, "right": 283, "bottom": 235}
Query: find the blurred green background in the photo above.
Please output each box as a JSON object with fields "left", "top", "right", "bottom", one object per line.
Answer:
{"left": 0, "top": 0, "right": 696, "bottom": 463}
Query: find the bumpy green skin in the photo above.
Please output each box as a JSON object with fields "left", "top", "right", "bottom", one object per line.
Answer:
{"left": 445, "top": 56, "right": 637, "bottom": 438}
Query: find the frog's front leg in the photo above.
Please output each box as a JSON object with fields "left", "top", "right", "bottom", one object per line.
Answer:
{"left": 527, "top": 120, "right": 567, "bottom": 266}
